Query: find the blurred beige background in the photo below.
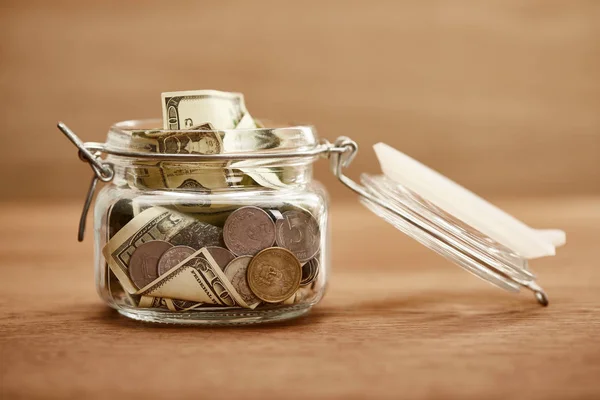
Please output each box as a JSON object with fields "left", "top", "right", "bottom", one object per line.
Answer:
{"left": 1, "top": 0, "right": 598, "bottom": 201}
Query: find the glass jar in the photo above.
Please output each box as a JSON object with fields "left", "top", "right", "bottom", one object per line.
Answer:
{"left": 58, "top": 118, "right": 558, "bottom": 326}
{"left": 87, "top": 119, "right": 331, "bottom": 325}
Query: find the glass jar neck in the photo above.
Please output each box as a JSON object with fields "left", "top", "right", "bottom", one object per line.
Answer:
{"left": 109, "top": 157, "right": 314, "bottom": 192}
{"left": 105, "top": 119, "right": 320, "bottom": 192}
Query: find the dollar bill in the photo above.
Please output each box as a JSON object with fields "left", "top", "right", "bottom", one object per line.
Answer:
{"left": 223, "top": 123, "right": 314, "bottom": 153}
{"left": 226, "top": 117, "right": 318, "bottom": 189}
{"left": 128, "top": 121, "right": 231, "bottom": 189}
{"left": 228, "top": 115, "right": 290, "bottom": 189}
{"left": 138, "top": 296, "right": 242, "bottom": 312}
{"left": 235, "top": 112, "right": 258, "bottom": 130}
{"left": 130, "top": 195, "right": 240, "bottom": 228}
{"left": 104, "top": 207, "right": 249, "bottom": 307}
{"left": 130, "top": 123, "right": 223, "bottom": 154}
{"left": 103, "top": 206, "right": 218, "bottom": 293}
{"left": 230, "top": 159, "right": 288, "bottom": 189}
{"left": 162, "top": 90, "right": 247, "bottom": 130}
{"left": 128, "top": 89, "right": 306, "bottom": 191}
{"left": 138, "top": 295, "right": 176, "bottom": 311}
{"left": 129, "top": 161, "right": 230, "bottom": 190}
{"left": 134, "top": 247, "right": 249, "bottom": 307}
{"left": 128, "top": 90, "right": 250, "bottom": 191}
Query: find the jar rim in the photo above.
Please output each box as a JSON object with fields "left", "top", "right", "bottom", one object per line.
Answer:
{"left": 107, "top": 118, "right": 319, "bottom": 154}
{"left": 95, "top": 119, "right": 328, "bottom": 163}
{"left": 110, "top": 118, "right": 316, "bottom": 134}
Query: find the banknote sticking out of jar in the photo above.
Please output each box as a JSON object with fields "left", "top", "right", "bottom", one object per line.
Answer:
{"left": 57, "top": 89, "right": 566, "bottom": 325}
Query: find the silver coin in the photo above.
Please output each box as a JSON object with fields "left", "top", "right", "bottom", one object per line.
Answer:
{"left": 275, "top": 210, "right": 320, "bottom": 262}
{"left": 223, "top": 206, "right": 276, "bottom": 256}
{"left": 169, "top": 221, "right": 224, "bottom": 249}
{"left": 301, "top": 257, "right": 320, "bottom": 286}
{"left": 224, "top": 256, "right": 261, "bottom": 307}
{"left": 157, "top": 245, "right": 196, "bottom": 276}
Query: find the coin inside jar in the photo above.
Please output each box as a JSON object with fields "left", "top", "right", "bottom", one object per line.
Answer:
{"left": 169, "top": 221, "right": 225, "bottom": 249}
{"left": 129, "top": 240, "right": 173, "bottom": 289}
{"left": 275, "top": 210, "right": 320, "bottom": 262}
{"left": 224, "top": 256, "right": 260, "bottom": 307}
{"left": 157, "top": 245, "right": 196, "bottom": 276}
{"left": 247, "top": 247, "right": 302, "bottom": 303}
{"left": 205, "top": 246, "right": 236, "bottom": 270}
{"left": 223, "top": 206, "right": 276, "bottom": 256}
{"left": 300, "top": 256, "right": 320, "bottom": 286}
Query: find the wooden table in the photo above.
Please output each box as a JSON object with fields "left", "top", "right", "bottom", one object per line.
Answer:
{"left": 1, "top": 198, "right": 599, "bottom": 399}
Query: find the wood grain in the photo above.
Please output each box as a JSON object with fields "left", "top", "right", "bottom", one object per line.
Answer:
{"left": 1, "top": 0, "right": 599, "bottom": 200}
{"left": 1, "top": 198, "right": 598, "bottom": 399}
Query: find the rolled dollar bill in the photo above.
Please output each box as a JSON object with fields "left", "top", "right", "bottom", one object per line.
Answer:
{"left": 102, "top": 207, "right": 222, "bottom": 293}
{"left": 130, "top": 123, "right": 223, "bottom": 154}
{"left": 134, "top": 247, "right": 249, "bottom": 307}
{"left": 162, "top": 89, "right": 247, "bottom": 130}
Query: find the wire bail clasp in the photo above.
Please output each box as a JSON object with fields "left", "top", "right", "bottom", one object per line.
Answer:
{"left": 57, "top": 122, "right": 114, "bottom": 242}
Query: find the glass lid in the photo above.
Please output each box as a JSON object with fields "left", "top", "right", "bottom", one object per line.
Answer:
{"left": 329, "top": 138, "right": 566, "bottom": 306}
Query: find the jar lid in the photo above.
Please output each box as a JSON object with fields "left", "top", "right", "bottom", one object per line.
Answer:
{"left": 342, "top": 141, "right": 565, "bottom": 306}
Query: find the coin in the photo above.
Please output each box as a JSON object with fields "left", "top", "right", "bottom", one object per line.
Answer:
{"left": 129, "top": 240, "right": 173, "bottom": 289}
{"left": 247, "top": 247, "right": 302, "bottom": 303}
{"left": 275, "top": 210, "right": 321, "bottom": 262}
{"left": 157, "top": 245, "right": 196, "bottom": 276}
{"left": 224, "top": 256, "right": 261, "bottom": 307}
{"left": 300, "top": 256, "right": 320, "bottom": 286}
{"left": 169, "top": 221, "right": 225, "bottom": 249}
{"left": 223, "top": 206, "right": 276, "bottom": 256}
{"left": 205, "top": 246, "right": 235, "bottom": 270}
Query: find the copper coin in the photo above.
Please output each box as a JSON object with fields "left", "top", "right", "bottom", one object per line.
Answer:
{"left": 223, "top": 206, "right": 276, "bottom": 256}
{"left": 129, "top": 240, "right": 173, "bottom": 289}
{"left": 247, "top": 247, "right": 302, "bottom": 303}
{"left": 300, "top": 257, "right": 320, "bottom": 286}
{"left": 157, "top": 245, "right": 196, "bottom": 276}
{"left": 275, "top": 210, "right": 321, "bottom": 262}
{"left": 224, "top": 256, "right": 261, "bottom": 307}
{"left": 205, "top": 246, "right": 236, "bottom": 270}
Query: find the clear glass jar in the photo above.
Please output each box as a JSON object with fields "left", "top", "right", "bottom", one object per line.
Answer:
{"left": 93, "top": 120, "right": 329, "bottom": 325}
{"left": 57, "top": 116, "right": 557, "bottom": 326}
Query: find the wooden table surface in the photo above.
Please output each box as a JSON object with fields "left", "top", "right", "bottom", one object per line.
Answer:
{"left": 1, "top": 198, "right": 599, "bottom": 399}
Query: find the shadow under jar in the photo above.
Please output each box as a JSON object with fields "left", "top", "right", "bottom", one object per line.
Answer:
{"left": 94, "top": 119, "right": 330, "bottom": 325}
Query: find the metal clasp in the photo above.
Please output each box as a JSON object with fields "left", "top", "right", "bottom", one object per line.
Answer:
{"left": 57, "top": 122, "right": 114, "bottom": 241}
